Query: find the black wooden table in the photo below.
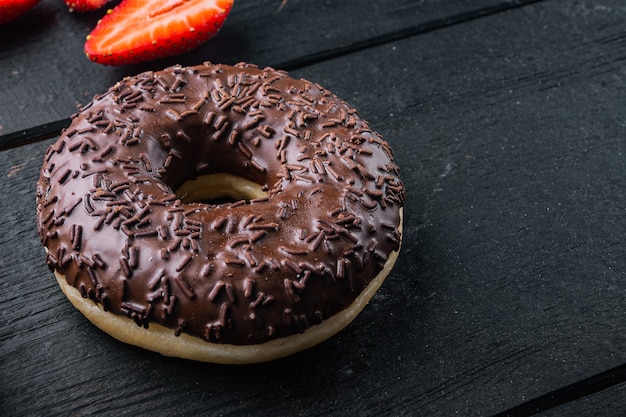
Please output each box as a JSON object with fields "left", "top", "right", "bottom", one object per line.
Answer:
{"left": 1, "top": 1, "right": 624, "bottom": 415}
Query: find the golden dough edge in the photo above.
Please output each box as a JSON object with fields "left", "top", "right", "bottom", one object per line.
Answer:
{"left": 54, "top": 209, "right": 403, "bottom": 365}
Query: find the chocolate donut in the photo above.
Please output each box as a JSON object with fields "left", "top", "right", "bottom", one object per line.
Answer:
{"left": 36, "top": 62, "right": 406, "bottom": 364}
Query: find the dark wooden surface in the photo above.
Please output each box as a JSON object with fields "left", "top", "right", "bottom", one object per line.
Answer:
{"left": 1, "top": 0, "right": 624, "bottom": 416}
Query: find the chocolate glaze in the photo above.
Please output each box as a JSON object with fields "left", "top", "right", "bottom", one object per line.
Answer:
{"left": 36, "top": 63, "right": 406, "bottom": 345}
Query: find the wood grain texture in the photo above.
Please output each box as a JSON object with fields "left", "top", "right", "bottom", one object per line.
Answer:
{"left": 0, "top": 0, "right": 537, "bottom": 143}
{"left": 1, "top": 0, "right": 625, "bottom": 416}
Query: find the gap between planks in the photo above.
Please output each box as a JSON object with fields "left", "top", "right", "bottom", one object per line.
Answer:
{"left": 492, "top": 363, "right": 626, "bottom": 417}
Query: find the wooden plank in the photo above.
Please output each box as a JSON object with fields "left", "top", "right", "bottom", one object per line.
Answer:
{"left": 297, "top": 1, "right": 626, "bottom": 414}
{"left": 1, "top": 0, "right": 625, "bottom": 416}
{"left": 0, "top": 0, "right": 541, "bottom": 144}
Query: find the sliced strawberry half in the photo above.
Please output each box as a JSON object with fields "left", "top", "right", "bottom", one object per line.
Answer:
{"left": 84, "top": 0, "right": 234, "bottom": 66}
{"left": 64, "top": 0, "right": 111, "bottom": 13}
{"left": 0, "top": 0, "right": 40, "bottom": 25}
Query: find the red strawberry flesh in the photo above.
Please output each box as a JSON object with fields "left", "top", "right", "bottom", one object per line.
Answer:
{"left": 85, "top": 0, "right": 234, "bottom": 65}
{"left": 64, "top": 0, "right": 111, "bottom": 13}
{"left": 0, "top": 0, "right": 40, "bottom": 25}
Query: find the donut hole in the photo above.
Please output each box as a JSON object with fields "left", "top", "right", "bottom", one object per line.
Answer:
{"left": 175, "top": 173, "right": 268, "bottom": 205}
